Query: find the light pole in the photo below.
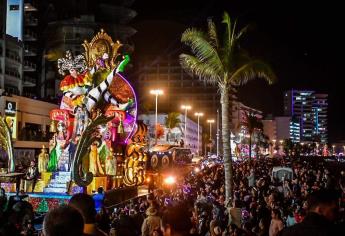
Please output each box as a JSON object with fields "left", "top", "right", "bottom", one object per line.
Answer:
{"left": 207, "top": 119, "right": 215, "bottom": 154}
{"left": 195, "top": 112, "right": 203, "bottom": 156}
{"left": 181, "top": 105, "right": 191, "bottom": 145}
{"left": 272, "top": 139, "right": 276, "bottom": 156}
{"left": 150, "top": 89, "right": 163, "bottom": 144}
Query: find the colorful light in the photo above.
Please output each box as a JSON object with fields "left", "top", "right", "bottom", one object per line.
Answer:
{"left": 164, "top": 176, "right": 176, "bottom": 185}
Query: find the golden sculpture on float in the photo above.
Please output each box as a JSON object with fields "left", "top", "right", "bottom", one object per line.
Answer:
{"left": 82, "top": 29, "right": 122, "bottom": 70}
{"left": 38, "top": 145, "right": 49, "bottom": 174}
{"left": 123, "top": 121, "right": 148, "bottom": 187}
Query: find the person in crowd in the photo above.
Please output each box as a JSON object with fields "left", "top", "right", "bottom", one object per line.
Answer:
{"left": 93, "top": 187, "right": 105, "bottom": 212}
{"left": 279, "top": 189, "right": 342, "bottom": 236}
{"left": 228, "top": 200, "right": 242, "bottom": 228}
{"left": 42, "top": 205, "right": 84, "bottom": 236}
{"left": 69, "top": 193, "right": 107, "bottom": 236}
{"left": 161, "top": 203, "right": 192, "bottom": 236}
{"left": 141, "top": 204, "right": 162, "bottom": 236}
{"left": 269, "top": 209, "right": 284, "bottom": 236}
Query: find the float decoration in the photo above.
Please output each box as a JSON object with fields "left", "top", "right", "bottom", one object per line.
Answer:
{"left": 44, "top": 29, "right": 139, "bottom": 190}
{"left": 0, "top": 116, "right": 14, "bottom": 172}
{"left": 72, "top": 112, "right": 114, "bottom": 187}
{"left": 123, "top": 121, "right": 148, "bottom": 186}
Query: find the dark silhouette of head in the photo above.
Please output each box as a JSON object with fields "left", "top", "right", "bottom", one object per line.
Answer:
{"left": 69, "top": 193, "right": 96, "bottom": 224}
{"left": 43, "top": 205, "right": 84, "bottom": 236}
{"left": 307, "top": 189, "right": 339, "bottom": 221}
{"left": 162, "top": 203, "right": 192, "bottom": 236}
{"left": 97, "top": 187, "right": 104, "bottom": 194}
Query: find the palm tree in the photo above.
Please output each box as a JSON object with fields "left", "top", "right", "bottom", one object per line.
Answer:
{"left": 242, "top": 113, "right": 263, "bottom": 159}
{"left": 164, "top": 112, "right": 181, "bottom": 143}
{"left": 180, "top": 12, "right": 275, "bottom": 201}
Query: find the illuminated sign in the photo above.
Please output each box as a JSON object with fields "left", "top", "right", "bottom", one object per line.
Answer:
{"left": 5, "top": 101, "right": 16, "bottom": 116}
{"left": 6, "top": 0, "right": 23, "bottom": 40}
{"left": 4, "top": 101, "right": 17, "bottom": 139}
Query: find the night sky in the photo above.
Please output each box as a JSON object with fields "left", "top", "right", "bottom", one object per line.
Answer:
{"left": 131, "top": 0, "right": 345, "bottom": 142}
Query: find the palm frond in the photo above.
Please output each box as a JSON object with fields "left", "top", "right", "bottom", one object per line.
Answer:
{"left": 230, "top": 60, "right": 276, "bottom": 86}
{"left": 221, "top": 11, "right": 236, "bottom": 71}
{"left": 181, "top": 28, "right": 224, "bottom": 74}
{"left": 207, "top": 19, "right": 219, "bottom": 49}
{"left": 180, "top": 54, "right": 221, "bottom": 85}
{"left": 236, "top": 24, "right": 250, "bottom": 41}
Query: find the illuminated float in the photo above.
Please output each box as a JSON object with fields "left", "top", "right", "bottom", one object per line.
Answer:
{"left": 1, "top": 30, "right": 148, "bottom": 211}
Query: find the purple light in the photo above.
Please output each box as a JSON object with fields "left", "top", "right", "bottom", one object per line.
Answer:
{"left": 115, "top": 72, "right": 138, "bottom": 143}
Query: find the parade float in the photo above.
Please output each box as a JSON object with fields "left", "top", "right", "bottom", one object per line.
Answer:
{"left": 0, "top": 30, "right": 148, "bottom": 211}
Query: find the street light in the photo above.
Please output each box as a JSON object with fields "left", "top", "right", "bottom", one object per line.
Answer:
{"left": 195, "top": 112, "right": 204, "bottom": 156}
{"left": 181, "top": 105, "right": 191, "bottom": 145}
{"left": 207, "top": 119, "right": 215, "bottom": 153}
{"left": 150, "top": 89, "right": 163, "bottom": 144}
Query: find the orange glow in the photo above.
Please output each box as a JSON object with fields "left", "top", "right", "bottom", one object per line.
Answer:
{"left": 164, "top": 176, "right": 176, "bottom": 185}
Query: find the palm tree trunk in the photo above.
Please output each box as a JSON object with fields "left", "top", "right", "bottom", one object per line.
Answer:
{"left": 221, "top": 88, "right": 233, "bottom": 202}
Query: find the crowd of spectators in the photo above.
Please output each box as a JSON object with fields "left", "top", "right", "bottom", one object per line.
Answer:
{"left": 1, "top": 156, "right": 345, "bottom": 236}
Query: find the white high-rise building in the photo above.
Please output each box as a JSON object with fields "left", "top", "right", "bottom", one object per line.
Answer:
{"left": 138, "top": 113, "right": 202, "bottom": 155}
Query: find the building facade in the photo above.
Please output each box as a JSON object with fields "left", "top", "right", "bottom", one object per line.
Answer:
{"left": 22, "top": 1, "right": 39, "bottom": 96}
{"left": 0, "top": 35, "right": 24, "bottom": 95}
{"left": 0, "top": 0, "right": 38, "bottom": 96}
{"left": 0, "top": 95, "right": 58, "bottom": 167}
{"left": 135, "top": 56, "right": 220, "bottom": 121}
{"left": 138, "top": 112, "right": 202, "bottom": 155}
{"left": 312, "top": 93, "right": 328, "bottom": 143}
{"left": 284, "top": 89, "right": 328, "bottom": 143}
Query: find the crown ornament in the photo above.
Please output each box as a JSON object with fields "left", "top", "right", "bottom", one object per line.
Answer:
{"left": 57, "top": 50, "right": 87, "bottom": 75}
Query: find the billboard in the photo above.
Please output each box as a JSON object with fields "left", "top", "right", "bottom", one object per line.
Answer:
{"left": 6, "top": 0, "right": 23, "bottom": 40}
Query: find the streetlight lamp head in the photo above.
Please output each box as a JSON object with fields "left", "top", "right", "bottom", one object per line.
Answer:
{"left": 181, "top": 105, "right": 191, "bottom": 110}
{"left": 195, "top": 112, "right": 204, "bottom": 117}
{"left": 207, "top": 119, "right": 215, "bottom": 123}
{"left": 150, "top": 89, "right": 163, "bottom": 95}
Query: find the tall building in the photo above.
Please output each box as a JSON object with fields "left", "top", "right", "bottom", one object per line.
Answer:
{"left": 22, "top": 1, "right": 39, "bottom": 96}
{"left": 289, "top": 116, "right": 301, "bottom": 143}
{"left": 138, "top": 112, "right": 202, "bottom": 154}
{"left": 284, "top": 89, "right": 328, "bottom": 143}
{"left": 0, "top": 0, "right": 38, "bottom": 96}
{"left": 135, "top": 56, "right": 220, "bottom": 121}
{"left": 313, "top": 93, "right": 328, "bottom": 143}
{"left": 0, "top": 35, "right": 23, "bottom": 95}
{"left": 262, "top": 116, "right": 297, "bottom": 142}
{"left": 231, "top": 100, "right": 263, "bottom": 128}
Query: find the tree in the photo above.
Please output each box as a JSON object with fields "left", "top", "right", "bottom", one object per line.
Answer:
{"left": 283, "top": 138, "right": 294, "bottom": 156}
{"left": 180, "top": 12, "right": 275, "bottom": 201}
{"left": 156, "top": 124, "right": 165, "bottom": 140}
{"left": 164, "top": 112, "right": 181, "bottom": 143}
{"left": 241, "top": 113, "right": 263, "bottom": 159}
